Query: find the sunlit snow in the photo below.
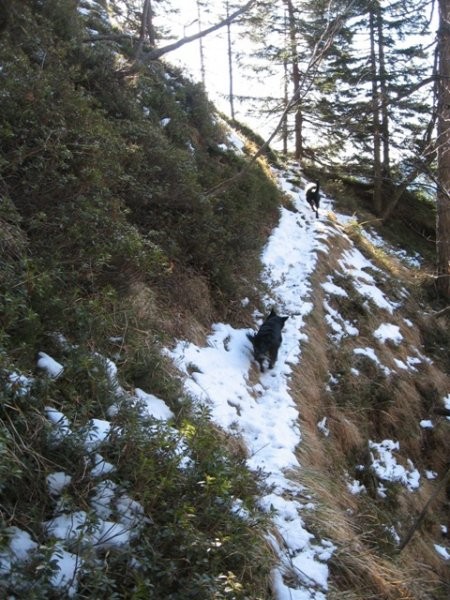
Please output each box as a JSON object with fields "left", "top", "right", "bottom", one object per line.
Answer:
{"left": 2, "top": 155, "right": 447, "bottom": 598}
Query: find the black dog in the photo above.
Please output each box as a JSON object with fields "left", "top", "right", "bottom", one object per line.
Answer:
{"left": 247, "top": 309, "right": 288, "bottom": 372}
{"left": 305, "top": 180, "right": 320, "bottom": 218}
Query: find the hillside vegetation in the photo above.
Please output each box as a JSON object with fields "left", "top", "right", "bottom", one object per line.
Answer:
{"left": 1, "top": 2, "right": 449, "bottom": 599}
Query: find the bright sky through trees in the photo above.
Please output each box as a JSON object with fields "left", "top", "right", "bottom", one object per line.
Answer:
{"left": 158, "top": 0, "right": 282, "bottom": 135}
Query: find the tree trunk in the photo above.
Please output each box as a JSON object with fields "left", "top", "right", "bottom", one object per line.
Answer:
{"left": 137, "top": 0, "right": 152, "bottom": 56}
{"left": 226, "top": 1, "right": 235, "bottom": 119}
{"left": 197, "top": 0, "right": 206, "bottom": 87}
{"left": 436, "top": 0, "right": 450, "bottom": 298}
{"left": 282, "top": 45, "right": 289, "bottom": 155}
{"left": 376, "top": 2, "right": 390, "bottom": 181}
{"left": 285, "top": 0, "right": 303, "bottom": 160}
{"left": 370, "top": 4, "right": 383, "bottom": 215}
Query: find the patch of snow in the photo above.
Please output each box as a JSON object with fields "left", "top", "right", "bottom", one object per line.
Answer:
{"left": 90, "top": 453, "right": 116, "bottom": 477}
{"left": 37, "top": 352, "right": 64, "bottom": 378}
{"left": 317, "top": 417, "right": 329, "bottom": 437}
{"left": 373, "top": 323, "right": 403, "bottom": 344}
{"left": 134, "top": 388, "right": 174, "bottom": 421}
{"left": 321, "top": 279, "right": 348, "bottom": 297}
{"left": 0, "top": 527, "right": 38, "bottom": 576}
{"left": 83, "top": 418, "right": 114, "bottom": 451}
{"left": 7, "top": 371, "right": 34, "bottom": 396}
{"left": 48, "top": 544, "right": 82, "bottom": 598}
{"left": 434, "top": 544, "right": 450, "bottom": 560}
{"left": 45, "top": 408, "right": 72, "bottom": 444}
{"left": 47, "top": 472, "right": 72, "bottom": 497}
{"left": 353, "top": 347, "right": 391, "bottom": 376}
{"left": 347, "top": 479, "right": 366, "bottom": 495}
{"left": 369, "top": 440, "right": 420, "bottom": 492}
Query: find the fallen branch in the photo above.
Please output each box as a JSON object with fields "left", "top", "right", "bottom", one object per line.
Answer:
{"left": 83, "top": 1, "right": 257, "bottom": 62}
{"left": 398, "top": 465, "right": 450, "bottom": 552}
{"left": 432, "top": 305, "right": 450, "bottom": 317}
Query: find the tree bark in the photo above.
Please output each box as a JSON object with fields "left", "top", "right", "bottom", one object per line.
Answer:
{"left": 285, "top": 0, "right": 303, "bottom": 160}
{"left": 143, "top": 0, "right": 257, "bottom": 61}
{"left": 282, "top": 38, "right": 289, "bottom": 155}
{"left": 197, "top": 0, "right": 206, "bottom": 87}
{"left": 136, "top": 0, "right": 155, "bottom": 57}
{"left": 370, "top": 3, "right": 383, "bottom": 215}
{"left": 436, "top": 0, "right": 450, "bottom": 298}
{"left": 226, "top": 1, "right": 235, "bottom": 119}
{"left": 376, "top": 2, "right": 390, "bottom": 181}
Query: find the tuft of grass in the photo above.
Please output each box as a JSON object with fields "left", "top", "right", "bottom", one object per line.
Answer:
{"left": 286, "top": 214, "right": 450, "bottom": 600}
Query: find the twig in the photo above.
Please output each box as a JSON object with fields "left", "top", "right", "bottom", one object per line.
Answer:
{"left": 432, "top": 305, "right": 450, "bottom": 317}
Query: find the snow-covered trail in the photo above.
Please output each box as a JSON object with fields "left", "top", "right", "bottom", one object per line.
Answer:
{"left": 167, "top": 167, "right": 337, "bottom": 599}
{"left": 6, "top": 160, "right": 447, "bottom": 597}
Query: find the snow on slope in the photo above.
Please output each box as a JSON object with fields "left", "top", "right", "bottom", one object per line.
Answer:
{"left": 167, "top": 171, "right": 337, "bottom": 598}
{"left": 166, "top": 163, "right": 449, "bottom": 597}
{"left": 2, "top": 161, "right": 448, "bottom": 597}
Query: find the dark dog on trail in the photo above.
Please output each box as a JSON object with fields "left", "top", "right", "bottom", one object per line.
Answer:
{"left": 247, "top": 309, "right": 288, "bottom": 372}
{"left": 305, "top": 180, "right": 320, "bottom": 218}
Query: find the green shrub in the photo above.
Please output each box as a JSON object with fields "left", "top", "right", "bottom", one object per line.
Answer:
{"left": 0, "top": 4, "right": 281, "bottom": 597}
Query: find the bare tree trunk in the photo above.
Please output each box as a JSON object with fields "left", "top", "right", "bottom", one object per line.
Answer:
{"left": 436, "top": 0, "right": 450, "bottom": 298}
{"left": 376, "top": 2, "right": 390, "bottom": 181}
{"left": 282, "top": 42, "right": 289, "bottom": 155}
{"left": 285, "top": 0, "right": 303, "bottom": 160}
{"left": 370, "top": 4, "right": 383, "bottom": 215}
{"left": 136, "top": 0, "right": 152, "bottom": 56}
{"left": 226, "top": 1, "right": 235, "bottom": 119}
{"left": 196, "top": 0, "right": 206, "bottom": 87}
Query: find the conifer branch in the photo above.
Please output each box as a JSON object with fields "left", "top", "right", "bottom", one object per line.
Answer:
{"left": 204, "top": 0, "right": 358, "bottom": 198}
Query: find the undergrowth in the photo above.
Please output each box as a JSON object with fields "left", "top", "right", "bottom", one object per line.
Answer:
{"left": 1, "top": 2, "right": 447, "bottom": 599}
{"left": 291, "top": 216, "right": 450, "bottom": 600}
{"left": 0, "top": 1, "right": 279, "bottom": 597}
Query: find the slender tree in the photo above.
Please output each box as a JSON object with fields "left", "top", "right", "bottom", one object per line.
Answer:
{"left": 285, "top": 0, "right": 303, "bottom": 159}
{"left": 436, "top": 0, "right": 450, "bottom": 298}
{"left": 196, "top": 0, "right": 207, "bottom": 86}
{"left": 370, "top": 2, "right": 383, "bottom": 214}
{"left": 226, "top": 0, "right": 236, "bottom": 119}
{"left": 282, "top": 8, "right": 290, "bottom": 154}
{"left": 375, "top": 2, "right": 390, "bottom": 179}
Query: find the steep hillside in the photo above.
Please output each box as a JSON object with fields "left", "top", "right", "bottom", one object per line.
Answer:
{"left": 1, "top": 2, "right": 281, "bottom": 598}
{"left": 0, "top": 2, "right": 449, "bottom": 599}
{"left": 288, "top": 203, "right": 449, "bottom": 598}
{"left": 165, "top": 165, "right": 450, "bottom": 600}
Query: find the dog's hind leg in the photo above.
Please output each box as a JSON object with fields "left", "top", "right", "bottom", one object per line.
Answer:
{"left": 268, "top": 347, "right": 279, "bottom": 369}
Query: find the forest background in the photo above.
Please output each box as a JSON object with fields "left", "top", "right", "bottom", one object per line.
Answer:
{"left": 132, "top": 0, "right": 449, "bottom": 297}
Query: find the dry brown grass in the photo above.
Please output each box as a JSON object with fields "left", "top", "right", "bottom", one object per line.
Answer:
{"left": 141, "top": 267, "right": 217, "bottom": 344}
{"left": 0, "top": 216, "right": 27, "bottom": 260}
{"left": 282, "top": 218, "right": 450, "bottom": 599}
{"left": 121, "top": 212, "right": 448, "bottom": 599}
